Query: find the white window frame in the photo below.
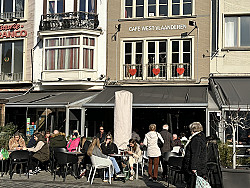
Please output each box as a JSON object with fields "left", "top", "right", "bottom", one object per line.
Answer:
{"left": 121, "top": 37, "right": 194, "bottom": 80}
{"left": 43, "top": 35, "right": 96, "bottom": 71}
{"left": 122, "top": 0, "right": 194, "bottom": 18}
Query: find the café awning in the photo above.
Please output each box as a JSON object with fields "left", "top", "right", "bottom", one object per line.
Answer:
{"left": 83, "top": 85, "right": 208, "bottom": 108}
{"left": 210, "top": 76, "right": 250, "bottom": 109}
{"left": 5, "top": 91, "right": 99, "bottom": 108}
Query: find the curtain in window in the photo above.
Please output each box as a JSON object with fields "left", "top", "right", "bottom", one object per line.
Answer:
{"left": 225, "top": 17, "right": 237, "bottom": 47}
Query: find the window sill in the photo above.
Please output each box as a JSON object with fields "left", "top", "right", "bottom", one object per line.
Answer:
{"left": 118, "top": 15, "right": 197, "bottom": 22}
{"left": 222, "top": 47, "right": 250, "bottom": 51}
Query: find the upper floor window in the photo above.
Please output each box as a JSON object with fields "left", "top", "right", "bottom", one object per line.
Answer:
{"left": 0, "top": 0, "right": 25, "bottom": 19}
{"left": 48, "top": 0, "right": 64, "bottom": 14}
{"left": 44, "top": 36, "right": 95, "bottom": 70}
{"left": 225, "top": 16, "right": 250, "bottom": 47}
{"left": 124, "top": 0, "right": 192, "bottom": 18}
{"left": 79, "top": 0, "right": 96, "bottom": 13}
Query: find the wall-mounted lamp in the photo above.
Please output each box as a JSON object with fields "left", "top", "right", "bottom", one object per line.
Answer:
{"left": 111, "top": 24, "right": 121, "bottom": 41}
{"left": 181, "top": 20, "right": 198, "bottom": 38}
{"left": 99, "top": 74, "right": 105, "bottom": 80}
{"left": 87, "top": 78, "right": 91, "bottom": 81}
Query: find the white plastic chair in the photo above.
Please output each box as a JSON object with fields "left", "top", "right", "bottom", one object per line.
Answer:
{"left": 87, "top": 155, "right": 113, "bottom": 184}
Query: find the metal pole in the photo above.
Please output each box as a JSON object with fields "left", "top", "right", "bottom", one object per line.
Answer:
{"left": 45, "top": 107, "right": 47, "bottom": 131}
{"left": 65, "top": 108, "right": 70, "bottom": 137}
{"left": 81, "top": 108, "right": 85, "bottom": 137}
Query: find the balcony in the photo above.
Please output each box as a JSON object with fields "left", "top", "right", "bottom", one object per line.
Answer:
{"left": 0, "top": 11, "right": 24, "bottom": 21}
{"left": 39, "top": 11, "right": 99, "bottom": 31}
{"left": 123, "top": 63, "right": 191, "bottom": 81}
{"left": 0, "top": 72, "right": 23, "bottom": 81}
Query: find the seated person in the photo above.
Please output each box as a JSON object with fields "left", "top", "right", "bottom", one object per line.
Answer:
{"left": 24, "top": 133, "right": 50, "bottom": 175}
{"left": 78, "top": 136, "right": 91, "bottom": 177}
{"left": 101, "top": 134, "right": 118, "bottom": 155}
{"left": 50, "top": 130, "right": 67, "bottom": 149}
{"left": 9, "top": 132, "right": 26, "bottom": 150}
{"left": 45, "top": 131, "right": 51, "bottom": 144}
{"left": 127, "top": 139, "right": 142, "bottom": 180}
{"left": 67, "top": 132, "right": 80, "bottom": 152}
{"left": 173, "top": 134, "right": 182, "bottom": 146}
{"left": 87, "top": 137, "right": 124, "bottom": 181}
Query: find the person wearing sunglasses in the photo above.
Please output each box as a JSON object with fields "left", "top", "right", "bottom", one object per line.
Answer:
{"left": 101, "top": 133, "right": 118, "bottom": 155}
{"left": 96, "top": 126, "right": 106, "bottom": 143}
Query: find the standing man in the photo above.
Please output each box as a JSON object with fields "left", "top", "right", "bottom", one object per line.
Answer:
{"left": 96, "top": 126, "right": 106, "bottom": 143}
{"left": 160, "top": 124, "right": 173, "bottom": 179}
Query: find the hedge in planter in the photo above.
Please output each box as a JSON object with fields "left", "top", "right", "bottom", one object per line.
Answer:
{"left": 0, "top": 122, "right": 17, "bottom": 150}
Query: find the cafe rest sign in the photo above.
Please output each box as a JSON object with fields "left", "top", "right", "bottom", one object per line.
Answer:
{"left": 0, "top": 23, "right": 27, "bottom": 39}
{"left": 129, "top": 24, "right": 186, "bottom": 32}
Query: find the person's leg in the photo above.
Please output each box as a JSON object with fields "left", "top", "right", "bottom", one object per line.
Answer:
{"left": 109, "top": 157, "right": 121, "bottom": 173}
{"left": 153, "top": 157, "right": 159, "bottom": 179}
{"left": 148, "top": 157, "right": 153, "bottom": 178}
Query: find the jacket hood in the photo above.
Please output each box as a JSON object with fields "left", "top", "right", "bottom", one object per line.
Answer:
{"left": 51, "top": 132, "right": 65, "bottom": 138}
{"left": 146, "top": 131, "right": 158, "bottom": 139}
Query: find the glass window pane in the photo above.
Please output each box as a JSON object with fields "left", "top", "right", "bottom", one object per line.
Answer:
{"left": 80, "top": 0, "right": 86, "bottom": 11}
{"left": 184, "top": 0, "right": 191, "bottom": 2}
{"left": 88, "top": 0, "right": 95, "bottom": 13}
{"left": 46, "top": 38, "right": 59, "bottom": 47}
{"left": 172, "top": 54, "right": 179, "bottom": 63}
{"left": 125, "top": 55, "right": 131, "bottom": 64}
{"left": 149, "top": 0, "right": 156, "bottom": 3}
{"left": 183, "top": 3, "right": 192, "bottom": 15}
{"left": 159, "top": 42, "right": 166, "bottom": 52}
{"left": 64, "top": 37, "right": 80, "bottom": 45}
{"left": 159, "top": 54, "right": 166, "bottom": 63}
{"left": 160, "top": 5, "right": 168, "bottom": 16}
{"left": 136, "top": 0, "right": 143, "bottom": 5}
{"left": 172, "top": 4, "right": 180, "bottom": 15}
{"left": 160, "top": 0, "right": 167, "bottom": 3}
{"left": 14, "top": 41, "right": 23, "bottom": 74}
{"left": 83, "top": 37, "right": 89, "bottom": 45}
{"left": 183, "top": 41, "right": 190, "bottom": 52}
{"left": 136, "top": 54, "right": 142, "bottom": 64}
{"left": 16, "top": 0, "right": 24, "bottom": 12}
{"left": 148, "top": 42, "right": 155, "bottom": 53}
{"left": 125, "top": 0, "right": 133, "bottom": 6}
{"left": 125, "top": 43, "right": 132, "bottom": 53}
{"left": 136, "top": 6, "right": 144, "bottom": 17}
{"left": 148, "top": 6, "right": 156, "bottom": 16}
{"left": 240, "top": 16, "right": 250, "bottom": 46}
{"left": 172, "top": 0, "right": 180, "bottom": 3}
{"left": 148, "top": 54, "right": 155, "bottom": 63}
{"left": 4, "top": 0, "right": 13, "bottom": 12}
{"left": 90, "top": 38, "right": 95, "bottom": 46}
{"left": 172, "top": 41, "right": 179, "bottom": 52}
{"left": 225, "top": 17, "right": 237, "bottom": 47}
{"left": 125, "top": 7, "right": 132, "bottom": 18}
{"left": 49, "top": 1, "right": 55, "bottom": 14}
{"left": 136, "top": 42, "right": 142, "bottom": 53}
{"left": 183, "top": 53, "right": 190, "bottom": 63}
{"left": 1, "top": 41, "right": 12, "bottom": 73}
{"left": 57, "top": 0, "right": 64, "bottom": 13}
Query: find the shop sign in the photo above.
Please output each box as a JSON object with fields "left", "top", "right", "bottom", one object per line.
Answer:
{"left": 129, "top": 24, "right": 187, "bottom": 32}
{"left": 0, "top": 23, "right": 27, "bottom": 39}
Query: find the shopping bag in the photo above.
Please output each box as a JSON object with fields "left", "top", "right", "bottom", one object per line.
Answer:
{"left": 195, "top": 173, "right": 211, "bottom": 188}
{"left": 1, "top": 148, "right": 9, "bottom": 160}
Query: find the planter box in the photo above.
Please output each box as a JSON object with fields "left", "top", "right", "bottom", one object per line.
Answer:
{"left": 222, "top": 167, "right": 250, "bottom": 188}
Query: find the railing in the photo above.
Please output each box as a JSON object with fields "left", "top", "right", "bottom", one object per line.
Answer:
{"left": 123, "top": 63, "right": 191, "bottom": 80}
{"left": 39, "top": 11, "right": 99, "bottom": 31}
{"left": 0, "top": 11, "right": 24, "bottom": 20}
{"left": 0, "top": 72, "right": 23, "bottom": 81}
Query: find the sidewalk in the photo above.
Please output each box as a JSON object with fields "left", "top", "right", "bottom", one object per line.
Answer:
{"left": 0, "top": 170, "right": 181, "bottom": 188}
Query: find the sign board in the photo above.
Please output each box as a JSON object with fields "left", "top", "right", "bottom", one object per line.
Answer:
{"left": 129, "top": 24, "right": 187, "bottom": 32}
{"left": 0, "top": 23, "right": 27, "bottom": 39}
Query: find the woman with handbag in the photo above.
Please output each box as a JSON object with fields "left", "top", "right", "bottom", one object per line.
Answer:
{"left": 182, "top": 122, "right": 207, "bottom": 188}
{"left": 143, "top": 124, "right": 164, "bottom": 182}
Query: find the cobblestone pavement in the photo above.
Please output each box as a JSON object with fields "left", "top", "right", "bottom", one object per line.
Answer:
{"left": 0, "top": 170, "right": 183, "bottom": 188}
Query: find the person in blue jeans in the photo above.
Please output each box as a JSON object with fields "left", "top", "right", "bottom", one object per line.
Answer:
{"left": 87, "top": 137, "right": 124, "bottom": 181}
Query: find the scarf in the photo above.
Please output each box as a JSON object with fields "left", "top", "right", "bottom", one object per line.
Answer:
{"left": 68, "top": 137, "right": 76, "bottom": 148}
{"left": 183, "top": 131, "right": 201, "bottom": 152}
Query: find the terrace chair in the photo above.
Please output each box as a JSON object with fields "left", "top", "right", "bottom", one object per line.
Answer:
{"left": 87, "top": 155, "right": 113, "bottom": 184}
{"left": 167, "top": 156, "right": 184, "bottom": 186}
{"left": 9, "top": 150, "right": 30, "bottom": 179}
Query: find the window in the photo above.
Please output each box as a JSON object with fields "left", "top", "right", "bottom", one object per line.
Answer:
{"left": 123, "top": 0, "right": 192, "bottom": 18}
{"left": 79, "top": 0, "right": 96, "bottom": 13}
{"left": 0, "top": 0, "right": 24, "bottom": 19}
{"left": 123, "top": 39, "right": 191, "bottom": 80}
{"left": 0, "top": 40, "right": 23, "bottom": 80}
{"left": 48, "top": 0, "right": 64, "bottom": 14}
{"left": 225, "top": 16, "right": 250, "bottom": 47}
{"left": 45, "top": 36, "right": 95, "bottom": 70}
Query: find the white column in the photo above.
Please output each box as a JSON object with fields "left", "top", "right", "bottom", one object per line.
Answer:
{"left": 81, "top": 108, "right": 85, "bottom": 137}
{"left": 65, "top": 107, "right": 70, "bottom": 137}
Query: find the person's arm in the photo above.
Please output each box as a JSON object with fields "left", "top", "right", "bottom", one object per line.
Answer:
{"left": 143, "top": 134, "right": 148, "bottom": 146}
{"left": 9, "top": 139, "right": 14, "bottom": 150}
{"left": 190, "top": 137, "right": 201, "bottom": 172}
{"left": 20, "top": 138, "right": 26, "bottom": 148}
{"left": 114, "top": 143, "right": 118, "bottom": 154}
{"left": 27, "top": 141, "right": 45, "bottom": 152}
{"left": 158, "top": 133, "right": 164, "bottom": 144}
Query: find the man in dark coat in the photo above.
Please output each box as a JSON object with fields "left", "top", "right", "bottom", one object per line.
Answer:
{"left": 49, "top": 130, "right": 67, "bottom": 148}
{"left": 182, "top": 122, "right": 207, "bottom": 188}
{"left": 160, "top": 124, "right": 173, "bottom": 178}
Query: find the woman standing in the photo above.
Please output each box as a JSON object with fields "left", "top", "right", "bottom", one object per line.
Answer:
{"left": 127, "top": 139, "right": 142, "bottom": 180}
{"left": 143, "top": 124, "right": 164, "bottom": 181}
{"left": 182, "top": 122, "right": 207, "bottom": 188}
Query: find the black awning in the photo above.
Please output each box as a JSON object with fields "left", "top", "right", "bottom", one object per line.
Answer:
{"left": 84, "top": 85, "right": 208, "bottom": 108}
{"left": 210, "top": 77, "right": 250, "bottom": 108}
{"left": 6, "top": 91, "right": 99, "bottom": 108}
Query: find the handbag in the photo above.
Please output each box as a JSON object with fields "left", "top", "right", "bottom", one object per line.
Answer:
{"left": 156, "top": 132, "right": 163, "bottom": 148}
{"left": 195, "top": 173, "right": 211, "bottom": 188}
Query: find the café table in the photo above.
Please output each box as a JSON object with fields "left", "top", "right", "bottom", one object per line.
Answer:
{"left": 63, "top": 151, "right": 84, "bottom": 178}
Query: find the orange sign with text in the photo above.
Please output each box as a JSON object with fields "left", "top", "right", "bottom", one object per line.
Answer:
{"left": 0, "top": 23, "right": 27, "bottom": 39}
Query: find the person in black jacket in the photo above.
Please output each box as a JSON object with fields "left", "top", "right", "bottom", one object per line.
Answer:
{"left": 100, "top": 133, "right": 118, "bottom": 155}
{"left": 182, "top": 122, "right": 207, "bottom": 188}
{"left": 49, "top": 130, "right": 67, "bottom": 148}
{"left": 96, "top": 126, "right": 106, "bottom": 143}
